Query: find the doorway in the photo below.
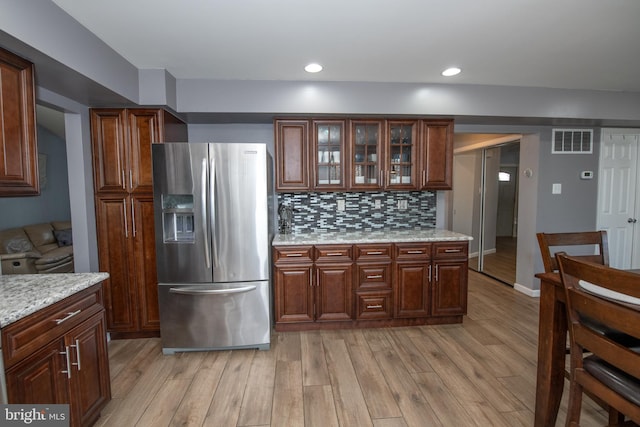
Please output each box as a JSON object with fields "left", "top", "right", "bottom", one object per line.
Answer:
{"left": 452, "top": 139, "right": 520, "bottom": 285}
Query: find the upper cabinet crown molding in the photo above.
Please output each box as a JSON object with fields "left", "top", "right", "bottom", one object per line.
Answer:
{"left": 274, "top": 117, "right": 454, "bottom": 192}
{"left": 0, "top": 47, "right": 39, "bottom": 196}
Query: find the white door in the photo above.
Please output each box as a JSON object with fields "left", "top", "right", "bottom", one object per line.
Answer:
{"left": 596, "top": 130, "right": 640, "bottom": 269}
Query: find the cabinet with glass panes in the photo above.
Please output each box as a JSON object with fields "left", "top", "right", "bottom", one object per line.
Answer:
{"left": 385, "top": 120, "right": 418, "bottom": 189}
{"left": 350, "top": 120, "right": 383, "bottom": 189}
{"left": 313, "top": 120, "right": 346, "bottom": 190}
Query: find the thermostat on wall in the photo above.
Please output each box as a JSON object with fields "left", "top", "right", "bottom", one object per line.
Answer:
{"left": 580, "top": 171, "right": 594, "bottom": 180}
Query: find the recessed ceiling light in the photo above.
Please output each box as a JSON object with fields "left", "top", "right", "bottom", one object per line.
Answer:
{"left": 442, "top": 67, "right": 461, "bottom": 77}
{"left": 305, "top": 63, "right": 323, "bottom": 73}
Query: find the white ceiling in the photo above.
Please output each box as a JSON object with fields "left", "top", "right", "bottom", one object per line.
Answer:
{"left": 52, "top": 0, "right": 640, "bottom": 93}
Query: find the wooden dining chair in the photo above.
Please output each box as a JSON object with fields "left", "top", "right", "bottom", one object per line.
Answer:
{"left": 556, "top": 254, "right": 640, "bottom": 427}
{"left": 537, "top": 231, "right": 609, "bottom": 273}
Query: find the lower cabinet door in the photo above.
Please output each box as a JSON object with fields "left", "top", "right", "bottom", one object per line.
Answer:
{"left": 67, "top": 313, "right": 111, "bottom": 427}
{"left": 6, "top": 339, "right": 69, "bottom": 405}
{"left": 274, "top": 264, "right": 314, "bottom": 323}
{"left": 432, "top": 260, "right": 468, "bottom": 316}
{"left": 315, "top": 263, "right": 353, "bottom": 321}
{"left": 395, "top": 262, "right": 430, "bottom": 318}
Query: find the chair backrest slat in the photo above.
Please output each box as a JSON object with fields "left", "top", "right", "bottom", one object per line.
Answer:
{"left": 537, "top": 231, "right": 608, "bottom": 272}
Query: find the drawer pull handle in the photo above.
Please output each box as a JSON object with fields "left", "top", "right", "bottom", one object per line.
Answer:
{"left": 60, "top": 346, "right": 72, "bottom": 378}
{"left": 367, "top": 274, "right": 383, "bottom": 279}
{"left": 407, "top": 250, "right": 423, "bottom": 254}
{"left": 71, "top": 339, "right": 81, "bottom": 371}
{"left": 326, "top": 252, "right": 343, "bottom": 256}
{"left": 55, "top": 310, "right": 82, "bottom": 325}
{"left": 286, "top": 253, "right": 303, "bottom": 257}
{"left": 366, "top": 304, "right": 383, "bottom": 309}
{"left": 444, "top": 249, "right": 461, "bottom": 253}
{"left": 366, "top": 251, "right": 383, "bottom": 255}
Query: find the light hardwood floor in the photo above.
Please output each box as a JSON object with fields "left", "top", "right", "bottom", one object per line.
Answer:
{"left": 95, "top": 271, "right": 607, "bottom": 427}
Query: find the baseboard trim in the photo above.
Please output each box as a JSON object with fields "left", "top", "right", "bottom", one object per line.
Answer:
{"left": 514, "top": 282, "right": 540, "bottom": 298}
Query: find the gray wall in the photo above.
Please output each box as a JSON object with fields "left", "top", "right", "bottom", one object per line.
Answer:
{"left": 0, "top": 126, "right": 71, "bottom": 229}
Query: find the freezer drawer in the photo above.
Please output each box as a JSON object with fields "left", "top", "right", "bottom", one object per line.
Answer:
{"left": 158, "top": 281, "right": 271, "bottom": 354}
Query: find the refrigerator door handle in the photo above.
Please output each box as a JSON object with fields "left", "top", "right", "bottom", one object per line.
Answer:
{"left": 169, "top": 285, "right": 257, "bottom": 295}
{"left": 201, "top": 158, "right": 211, "bottom": 269}
{"left": 210, "top": 156, "right": 219, "bottom": 268}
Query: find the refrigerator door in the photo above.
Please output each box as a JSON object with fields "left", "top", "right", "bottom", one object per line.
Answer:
{"left": 210, "top": 143, "right": 269, "bottom": 282}
{"left": 153, "top": 143, "right": 213, "bottom": 283}
{"left": 158, "top": 281, "right": 270, "bottom": 353}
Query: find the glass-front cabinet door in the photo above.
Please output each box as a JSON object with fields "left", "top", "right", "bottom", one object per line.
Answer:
{"left": 386, "top": 120, "right": 417, "bottom": 189}
{"left": 313, "top": 120, "right": 346, "bottom": 190}
{"left": 350, "top": 120, "right": 382, "bottom": 189}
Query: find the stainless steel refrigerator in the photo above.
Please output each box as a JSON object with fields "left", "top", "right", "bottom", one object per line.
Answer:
{"left": 152, "top": 143, "right": 273, "bottom": 354}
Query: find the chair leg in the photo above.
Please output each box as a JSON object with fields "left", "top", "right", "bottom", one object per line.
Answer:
{"left": 565, "top": 379, "right": 583, "bottom": 427}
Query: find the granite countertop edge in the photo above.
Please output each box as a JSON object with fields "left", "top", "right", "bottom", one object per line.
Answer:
{"left": 272, "top": 229, "right": 473, "bottom": 245}
{"left": 0, "top": 272, "right": 109, "bottom": 328}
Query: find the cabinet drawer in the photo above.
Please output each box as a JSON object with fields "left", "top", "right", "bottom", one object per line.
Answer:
{"left": 273, "top": 246, "right": 313, "bottom": 263}
{"left": 355, "top": 244, "right": 392, "bottom": 260}
{"left": 315, "top": 245, "right": 353, "bottom": 262}
{"left": 356, "top": 291, "right": 392, "bottom": 320}
{"left": 2, "top": 285, "right": 103, "bottom": 368}
{"left": 395, "top": 243, "right": 432, "bottom": 260}
{"left": 356, "top": 263, "right": 392, "bottom": 290}
{"left": 433, "top": 242, "right": 468, "bottom": 259}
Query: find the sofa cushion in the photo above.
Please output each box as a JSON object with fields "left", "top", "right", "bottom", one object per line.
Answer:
{"left": 52, "top": 221, "right": 72, "bottom": 231}
{"left": 0, "top": 228, "right": 34, "bottom": 254}
{"left": 53, "top": 229, "right": 73, "bottom": 247}
{"left": 34, "top": 245, "right": 73, "bottom": 266}
{"left": 23, "top": 223, "right": 57, "bottom": 253}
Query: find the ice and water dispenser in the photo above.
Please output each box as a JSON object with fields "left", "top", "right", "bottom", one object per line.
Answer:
{"left": 161, "top": 195, "right": 195, "bottom": 243}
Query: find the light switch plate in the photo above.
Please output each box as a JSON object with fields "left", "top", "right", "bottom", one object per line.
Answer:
{"left": 337, "top": 199, "right": 346, "bottom": 211}
{"left": 552, "top": 183, "right": 562, "bottom": 194}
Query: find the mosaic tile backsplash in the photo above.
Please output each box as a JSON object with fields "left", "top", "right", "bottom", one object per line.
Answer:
{"left": 277, "top": 191, "right": 437, "bottom": 233}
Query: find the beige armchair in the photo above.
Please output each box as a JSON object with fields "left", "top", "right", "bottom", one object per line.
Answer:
{"left": 0, "top": 221, "right": 74, "bottom": 274}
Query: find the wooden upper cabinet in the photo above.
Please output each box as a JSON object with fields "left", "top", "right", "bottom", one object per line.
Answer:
{"left": 0, "top": 47, "right": 38, "bottom": 196}
{"left": 275, "top": 120, "right": 309, "bottom": 191}
{"left": 91, "top": 110, "right": 128, "bottom": 193}
{"left": 91, "top": 108, "right": 186, "bottom": 194}
{"left": 420, "top": 120, "right": 453, "bottom": 190}
{"left": 313, "top": 120, "right": 346, "bottom": 190}
{"left": 349, "top": 120, "right": 383, "bottom": 189}
{"left": 385, "top": 120, "right": 419, "bottom": 190}
{"left": 127, "top": 109, "right": 161, "bottom": 193}
{"left": 274, "top": 117, "right": 454, "bottom": 192}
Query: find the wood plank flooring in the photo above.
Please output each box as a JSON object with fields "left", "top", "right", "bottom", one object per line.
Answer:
{"left": 95, "top": 271, "right": 607, "bottom": 427}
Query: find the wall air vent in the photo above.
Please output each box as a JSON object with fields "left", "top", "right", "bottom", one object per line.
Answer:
{"left": 551, "top": 129, "right": 593, "bottom": 154}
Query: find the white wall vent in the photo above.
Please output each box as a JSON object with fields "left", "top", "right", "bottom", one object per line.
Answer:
{"left": 552, "top": 129, "right": 593, "bottom": 154}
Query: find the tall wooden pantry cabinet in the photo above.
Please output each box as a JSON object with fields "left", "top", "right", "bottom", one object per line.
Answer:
{"left": 91, "top": 109, "right": 187, "bottom": 338}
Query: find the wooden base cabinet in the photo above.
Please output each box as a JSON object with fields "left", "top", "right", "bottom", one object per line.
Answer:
{"left": 95, "top": 194, "right": 159, "bottom": 336}
{"left": 431, "top": 242, "right": 468, "bottom": 316}
{"left": 273, "top": 245, "right": 353, "bottom": 326}
{"left": 3, "top": 285, "right": 111, "bottom": 427}
{"left": 273, "top": 241, "right": 468, "bottom": 331}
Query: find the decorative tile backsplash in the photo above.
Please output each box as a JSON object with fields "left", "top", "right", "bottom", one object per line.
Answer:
{"left": 277, "top": 191, "right": 436, "bottom": 233}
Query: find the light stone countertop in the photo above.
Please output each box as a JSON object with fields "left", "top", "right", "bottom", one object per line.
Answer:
{"left": 272, "top": 228, "right": 473, "bottom": 246}
{"left": 0, "top": 273, "right": 109, "bottom": 328}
